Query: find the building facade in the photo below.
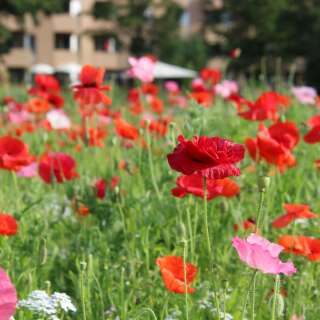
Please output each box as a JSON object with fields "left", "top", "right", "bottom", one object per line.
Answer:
{"left": 1, "top": 0, "right": 219, "bottom": 83}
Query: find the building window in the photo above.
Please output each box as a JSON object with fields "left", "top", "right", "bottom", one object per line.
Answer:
{"left": 55, "top": 33, "right": 71, "bottom": 49}
{"left": 93, "top": 35, "right": 117, "bottom": 53}
{"left": 8, "top": 68, "right": 26, "bottom": 83}
{"left": 12, "top": 32, "right": 24, "bottom": 48}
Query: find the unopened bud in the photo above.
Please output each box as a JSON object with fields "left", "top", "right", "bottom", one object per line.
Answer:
{"left": 258, "top": 176, "right": 270, "bottom": 192}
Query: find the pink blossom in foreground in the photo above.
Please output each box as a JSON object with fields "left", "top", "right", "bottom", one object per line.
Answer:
{"left": 7, "top": 111, "right": 32, "bottom": 125}
{"left": 128, "top": 56, "right": 156, "bottom": 83}
{"left": 291, "top": 86, "right": 317, "bottom": 105}
{"left": 0, "top": 268, "right": 17, "bottom": 320}
{"left": 16, "top": 162, "right": 38, "bottom": 178}
{"left": 46, "top": 110, "right": 71, "bottom": 130}
{"left": 215, "top": 80, "right": 239, "bottom": 98}
{"left": 232, "top": 233, "right": 296, "bottom": 275}
{"left": 164, "top": 81, "right": 180, "bottom": 94}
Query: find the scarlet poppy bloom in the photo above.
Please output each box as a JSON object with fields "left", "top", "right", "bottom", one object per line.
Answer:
{"left": 304, "top": 125, "right": 320, "bottom": 144}
{"left": 128, "top": 88, "right": 140, "bottom": 103}
{"left": 167, "top": 135, "right": 245, "bottom": 179}
{"left": 272, "top": 204, "right": 318, "bottom": 229}
{"left": 94, "top": 178, "right": 106, "bottom": 199}
{"left": 29, "top": 74, "right": 64, "bottom": 108}
{"left": 171, "top": 174, "right": 239, "bottom": 200}
{"left": 278, "top": 235, "right": 320, "bottom": 261}
{"left": 114, "top": 118, "right": 139, "bottom": 141}
{"left": 141, "top": 83, "right": 158, "bottom": 96}
{"left": 200, "top": 68, "right": 221, "bottom": 84}
{"left": 38, "top": 152, "right": 78, "bottom": 184}
{"left": 238, "top": 92, "right": 290, "bottom": 122}
{"left": 0, "top": 214, "right": 18, "bottom": 235}
{"left": 156, "top": 256, "right": 198, "bottom": 294}
{"left": 77, "top": 205, "right": 90, "bottom": 216}
{"left": 245, "top": 121, "right": 299, "bottom": 172}
{"left": 73, "top": 65, "right": 111, "bottom": 106}
{"left": 0, "top": 136, "right": 34, "bottom": 171}
{"left": 148, "top": 96, "right": 164, "bottom": 114}
{"left": 189, "top": 91, "right": 214, "bottom": 108}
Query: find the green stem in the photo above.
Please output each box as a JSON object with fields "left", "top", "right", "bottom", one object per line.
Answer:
{"left": 183, "top": 239, "right": 189, "bottom": 320}
{"left": 146, "top": 128, "right": 161, "bottom": 200}
{"left": 271, "top": 275, "right": 280, "bottom": 320}
{"left": 203, "top": 176, "right": 211, "bottom": 255}
{"left": 80, "top": 262, "right": 87, "bottom": 320}
{"left": 241, "top": 271, "right": 257, "bottom": 319}
{"left": 251, "top": 271, "right": 258, "bottom": 320}
{"left": 256, "top": 189, "right": 265, "bottom": 231}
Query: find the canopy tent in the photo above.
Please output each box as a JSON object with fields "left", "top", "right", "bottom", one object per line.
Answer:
{"left": 153, "top": 61, "right": 197, "bottom": 79}
{"left": 30, "top": 64, "right": 54, "bottom": 74}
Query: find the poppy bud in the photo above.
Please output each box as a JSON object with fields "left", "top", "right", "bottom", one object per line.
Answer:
{"left": 258, "top": 176, "right": 270, "bottom": 192}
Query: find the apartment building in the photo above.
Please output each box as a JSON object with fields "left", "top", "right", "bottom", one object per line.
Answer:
{"left": 1, "top": 0, "right": 221, "bottom": 83}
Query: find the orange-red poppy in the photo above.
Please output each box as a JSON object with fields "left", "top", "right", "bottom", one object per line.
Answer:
{"left": 156, "top": 256, "right": 198, "bottom": 294}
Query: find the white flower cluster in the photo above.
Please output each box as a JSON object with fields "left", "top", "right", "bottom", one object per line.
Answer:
{"left": 18, "top": 290, "right": 76, "bottom": 320}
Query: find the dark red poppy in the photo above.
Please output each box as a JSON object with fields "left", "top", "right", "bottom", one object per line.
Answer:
{"left": 229, "top": 48, "right": 241, "bottom": 59}
{"left": 141, "top": 83, "right": 158, "bottom": 96}
{"left": 38, "top": 152, "right": 78, "bottom": 184}
{"left": 272, "top": 204, "right": 318, "bottom": 228}
{"left": 114, "top": 117, "right": 139, "bottom": 141}
{"left": 156, "top": 256, "right": 198, "bottom": 294}
{"left": 278, "top": 235, "right": 320, "bottom": 261}
{"left": 128, "top": 88, "right": 140, "bottom": 104}
{"left": 171, "top": 174, "right": 239, "bottom": 200}
{"left": 94, "top": 179, "right": 107, "bottom": 199}
{"left": 0, "top": 136, "right": 34, "bottom": 171}
{"left": 238, "top": 92, "right": 290, "bottom": 122}
{"left": 304, "top": 125, "right": 320, "bottom": 144}
{"left": 0, "top": 214, "right": 18, "bottom": 236}
{"left": 73, "top": 65, "right": 111, "bottom": 106}
{"left": 167, "top": 135, "right": 245, "bottom": 179}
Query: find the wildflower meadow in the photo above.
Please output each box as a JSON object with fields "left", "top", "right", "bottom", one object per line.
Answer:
{"left": 1, "top": 57, "right": 320, "bottom": 320}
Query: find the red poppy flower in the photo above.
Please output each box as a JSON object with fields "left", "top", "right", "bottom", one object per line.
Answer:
{"left": 238, "top": 92, "right": 290, "bottom": 122}
{"left": 189, "top": 91, "right": 214, "bottom": 108}
{"left": 171, "top": 174, "right": 239, "bottom": 200}
{"left": 306, "top": 114, "right": 320, "bottom": 128}
{"left": 29, "top": 74, "right": 64, "bottom": 108}
{"left": 278, "top": 235, "right": 320, "bottom": 261}
{"left": 141, "top": 83, "right": 158, "bottom": 96}
{"left": 94, "top": 179, "right": 106, "bottom": 199}
{"left": 0, "top": 136, "right": 34, "bottom": 171}
{"left": 229, "top": 48, "right": 241, "bottom": 59}
{"left": 114, "top": 118, "right": 139, "bottom": 141}
{"left": 38, "top": 152, "right": 79, "bottom": 184}
{"left": 110, "top": 176, "right": 120, "bottom": 190}
{"left": 128, "top": 88, "right": 140, "bottom": 103}
{"left": 73, "top": 65, "right": 111, "bottom": 106}
{"left": 167, "top": 135, "right": 245, "bottom": 179}
{"left": 156, "top": 256, "right": 198, "bottom": 294}
{"left": 0, "top": 214, "right": 18, "bottom": 236}
{"left": 304, "top": 125, "right": 320, "bottom": 144}
{"left": 200, "top": 68, "right": 221, "bottom": 84}
{"left": 272, "top": 204, "right": 318, "bottom": 228}
{"left": 77, "top": 205, "right": 90, "bottom": 216}
{"left": 245, "top": 121, "right": 299, "bottom": 172}
{"left": 149, "top": 96, "right": 164, "bottom": 114}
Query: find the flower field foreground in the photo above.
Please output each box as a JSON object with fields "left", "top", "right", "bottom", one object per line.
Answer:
{"left": 0, "top": 59, "right": 320, "bottom": 319}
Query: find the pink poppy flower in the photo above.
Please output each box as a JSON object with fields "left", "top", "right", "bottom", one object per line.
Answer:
{"left": 291, "top": 86, "right": 317, "bottom": 105}
{"left": 164, "top": 81, "right": 180, "bottom": 94}
{"left": 128, "top": 56, "right": 155, "bottom": 83}
{"left": 0, "top": 268, "right": 17, "bottom": 320}
{"left": 7, "top": 111, "right": 32, "bottom": 125}
{"left": 46, "top": 110, "right": 71, "bottom": 130}
{"left": 232, "top": 233, "right": 296, "bottom": 275}
{"left": 16, "top": 162, "right": 38, "bottom": 178}
{"left": 214, "top": 80, "right": 239, "bottom": 99}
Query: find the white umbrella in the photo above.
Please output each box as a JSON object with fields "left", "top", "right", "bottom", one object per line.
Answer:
{"left": 153, "top": 61, "right": 197, "bottom": 79}
{"left": 31, "top": 64, "right": 54, "bottom": 74}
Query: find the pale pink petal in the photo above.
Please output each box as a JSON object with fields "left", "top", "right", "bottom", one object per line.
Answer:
{"left": 0, "top": 268, "right": 17, "bottom": 320}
